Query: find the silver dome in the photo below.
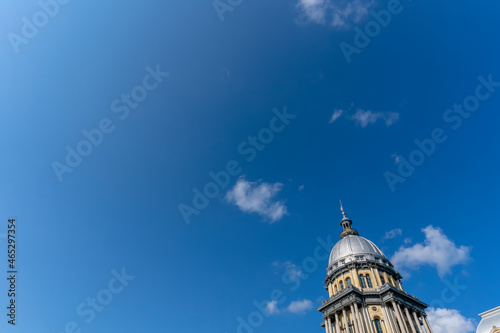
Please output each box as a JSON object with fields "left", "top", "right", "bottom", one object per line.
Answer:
{"left": 328, "top": 235, "right": 386, "bottom": 267}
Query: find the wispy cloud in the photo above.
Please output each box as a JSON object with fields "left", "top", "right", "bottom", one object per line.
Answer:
{"left": 351, "top": 109, "right": 399, "bottom": 128}
{"left": 265, "top": 299, "right": 314, "bottom": 315}
{"left": 226, "top": 177, "right": 288, "bottom": 223}
{"left": 391, "top": 226, "right": 472, "bottom": 278}
{"left": 331, "top": 0, "right": 375, "bottom": 28}
{"left": 296, "top": 0, "right": 375, "bottom": 29}
{"left": 286, "top": 299, "right": 313, "bottom": 314}
{"left": 298, "top": 184, "right": 305, "bottom": 191}
{"left": 427, "top": 308, "right": 475, "bottom": 333}
{"left": 384, "top": 228, "right": 402, "bottom": 240}
{"left": 329, "top": 109, "right": 343, "bottom": 123}
{"left": 328, "top": 107, "right": 399, "bottom": 128}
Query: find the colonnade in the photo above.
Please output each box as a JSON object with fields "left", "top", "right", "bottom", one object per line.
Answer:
{"left": 324, "top": 302, "right": 433, "bottom": 333}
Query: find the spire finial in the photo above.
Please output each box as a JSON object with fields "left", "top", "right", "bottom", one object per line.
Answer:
{"left": 338, "top": 201, "right": 359, "bottom": 239}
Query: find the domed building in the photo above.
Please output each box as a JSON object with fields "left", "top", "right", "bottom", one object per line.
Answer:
{"left": 477, "top": 306, "right": 500, "bottom": 333}
{"left": 318, "top": 207, "right": 434, "bottom": 333}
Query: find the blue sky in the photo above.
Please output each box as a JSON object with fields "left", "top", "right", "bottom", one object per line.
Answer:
{"left": 0, "top": 0, "right": 499, "bottom": 332}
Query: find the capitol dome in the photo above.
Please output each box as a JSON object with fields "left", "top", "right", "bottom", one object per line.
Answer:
{"left": 319, "top": 204, "right": 433, "bottom": 333}
{"left": 326, "top": 204, "right": 392, "bottom": 274}
{"left": 328, "top": 234, "right": 386, "bottom": 267}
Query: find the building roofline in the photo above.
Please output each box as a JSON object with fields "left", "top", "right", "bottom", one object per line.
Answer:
{"left": 479, "top": 306, "right": 500, "bottom": 318}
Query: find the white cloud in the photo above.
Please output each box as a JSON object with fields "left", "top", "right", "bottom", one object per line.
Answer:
{"left": 265, "top": 299, "right": 313, "bottom": 315}
{"left": 391, "top": 226, "right": 471, "bottom": 278}
{"left": 384, "top": 228, "right": 402, "bottom": 240}
{"left": 351, "top": 109, "right": 399, "bottom": 128}
{"left": 403, "top": 237, "right": 412, "bottom": 244}
{"left": 265, "top": 301, "right": 280, "bottom": 315}
{"left": 297, "top": 0, "right": 327, "bottom": 24}
{"left": 297, "top": 0, "right": 375, "bottom": 28}
{"left": 298, "top": 185, "right": 305, "bottom": 191}
{"left": 264, "top": 298, "right": 313, "bottom": 316}
{"left": 329, "top": 109, "right": 344, "bottom": 123}
{"left": 287, "top": 299, "right": 313, "bottom": 314}
{"left": 427, "top": 308, "right": 476, "bottom": 333}
{"left": 226, "top": 177, "right": 288, "bottom": 223}
{"left": 391, "top": 154, "right": 401, "bottom": 164}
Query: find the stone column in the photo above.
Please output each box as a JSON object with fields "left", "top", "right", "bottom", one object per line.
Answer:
{"left": 382, "top": 272, "right": 390, "bottom": 286}
{"left": 391, "top": 301, "right": 407, "bottom": 333}
{"left": 404, "top": 308, "right": 417, "bottom": 333}
{"left": 351, "top": 267, "right": 361, "bottom": 288}
{"left": 363, "top": 306, "right": 375, "bottom": 333}
{"left": 374, "top": 269, "right": 383, "bottom": 287}
{"left": 412, "top": 311, "right": 424, "bottom": 333}
{"left": 354, "top": 303, "right": 366, "bottom": 333}
{"left": 386, "top": 304, "right": 401, "bottom": 333}
{"left": 336, "top": 312, "right": 341, "bottom": 333}
{"left": 397, "top": 303, "right": 410, "bottom": 333}
{"left": 350, "top": 304, "right": 361, "bottom": 333}
{"left": 342, "top": 308, "right": 350, "bottom": 333}
{"left": 325, "top": 318, "right": 331, "bottom": 333}
{"left": 422, "top": 316, "right": 433, "bottom": 333}
{"left": 396, "top": 303, "right": 411, "bottom": 333}
{"left": 381, "top": 305, "right": 395, "bottom": 333}
{"left": 328, "top": 316, "right": 334, "bottom": 333}
{"left": 369, "top": 267, "right": 381, "bottom": 287}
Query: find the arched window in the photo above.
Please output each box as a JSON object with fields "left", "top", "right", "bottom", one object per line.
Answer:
{"left": 340, "top": 281, "right": 344, "bottom": 290}
{"left": 366, "top": 274, "right": 373, "bottom": 288}
{"left": 359, "top": 275, "right": 367, "bottom": 288}
{"left": 346, "top": 277, "right": 352, "bottom": 287}
{"left": 335, "top": 285, "right": 338, "bottom": 293}
{"left": 380, "top": 276, "right": 386, "bottom": 285}
{"left": 374, "top": 319, "right": 383, "bottom": 333}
